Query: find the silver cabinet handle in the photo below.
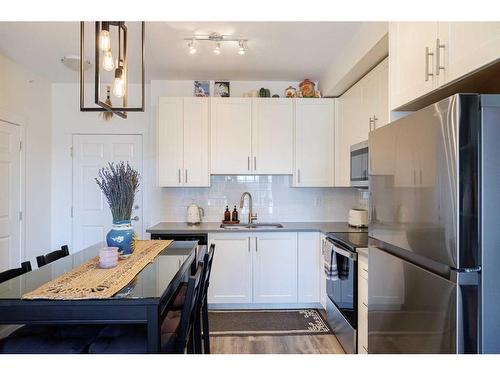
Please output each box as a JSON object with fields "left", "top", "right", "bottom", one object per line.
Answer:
{"left": 178, "top": 169, "right": 181, "bottom": 184}
{"left": 254, "top": 156, "right": 257, "bottom": 171}
{"left": 425, "top": 46, "right": 434, "bottom": 82}
{"left": 247, "top": 156, "right": 250, "bottom": 171}
{"left": 248, "top": 237, "right": 250, "bottom": 252}
{"left": 373, "top": 115, "right": 378, "bottom": 129}
{"left": 369, "top": 117, "right": 373, "bottom": 132}
{"left": 297, "top": 169, "right": 301, "bottom": 184}
{"left": 435, "top": 38, "right": 445, "bottom": 76}
{"left": 185, "top": 169, "right": 188, "bottom": 184}
{"left": 256, "top": 237, "right": 258, "bottom": 252}
{"left": 178, "top": 259, "right": 181, "bottom": 268}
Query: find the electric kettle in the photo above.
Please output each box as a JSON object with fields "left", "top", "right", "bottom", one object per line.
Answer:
{"left": 186, "top": 204, "right": 204, "bottom": 224}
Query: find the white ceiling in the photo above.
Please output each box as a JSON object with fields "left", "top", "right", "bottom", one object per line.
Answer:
{"left": 0, "top": 21, "right": 370, "bottom": 83}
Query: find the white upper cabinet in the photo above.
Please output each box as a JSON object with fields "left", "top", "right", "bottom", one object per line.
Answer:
{"left": 210, "top": 98, "right": 253, "bottom": 175}
{"left": 157, "top": 97, "right": 184, "bottom": 186}
{"left": 389, "top": 22, "right": 439, "bottom": 111}
{"left": 252, "top": 98, "right": 294, "bottom": 174}
{"left": 438, "top": 22, "right": 500, "bottom": 85}
{"left": 157, "top": 97, "right": 210, "bottom": 187}
{"left": 390, "top": 22, "right": 500, "bottom": 110}
{"left": 335, "top": 59, "right": 388, "bottom": 187}
{"left": 253, "top": 232, "right": 298, "bottom": 304}
{"left": 183, "top": 98, "right": 210, "bottom": 186}
{"left": 294, "top": 99, "right": 335, "bottom": 187}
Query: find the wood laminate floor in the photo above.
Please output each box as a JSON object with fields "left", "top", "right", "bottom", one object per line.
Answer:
{"left": 210, "top": 333, "right": 345, "bottom": 354}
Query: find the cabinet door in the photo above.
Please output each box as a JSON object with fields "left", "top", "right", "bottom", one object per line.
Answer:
{"left": 157, "top": 97, "right": 183, "bottom": 186}
{"left": 294, "top": 99, "right": 334, "bottom": 187}
{"left": 438, "top": 22, "right": 500, "bottom": 85}
{"left": 335, "top": 84, "right": 364, "bottom": 186}
{"left": 389, "top": 22, "right": 439, "bottom": 110}
{"left": 253, "top": 232, "right": 298, "bottom": 303}
{"left": 210, "top": 98, "right": 252, "bottom": 174}
{"left": 208, "top": 233, "right": 253, "bottom": 304}
{"left": 252, "top": 98, "right": 293, "bottom": 174}
{"left": 374, "top": 58, "right": 389, "bottom": 129}
{"left": 320, "top": 235, "right": 327, "bottom": 309}
{"left": 183, "top": 98, "right": 210, "bottom": 187}
{"left": 297, "top": 232, "right": 321, "bottom": 303}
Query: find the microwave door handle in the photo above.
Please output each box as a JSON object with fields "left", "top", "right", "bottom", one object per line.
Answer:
{"left": 333, "top": 245, "right": 357, "bottom": 261}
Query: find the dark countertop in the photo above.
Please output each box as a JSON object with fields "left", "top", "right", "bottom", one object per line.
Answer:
{"left": 146, "top": 221, "right": 367, "bottom": 235}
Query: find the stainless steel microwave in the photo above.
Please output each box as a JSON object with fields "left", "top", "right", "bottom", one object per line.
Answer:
{"left": 350, "top": 141, "right": 368, "bottom": 187}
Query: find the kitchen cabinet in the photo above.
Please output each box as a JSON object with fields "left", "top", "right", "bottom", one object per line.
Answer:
{"left": 207, "top": 232, "right": 253, "bottom": 304}
{"left": 252, "top": 98, "right": 294, "bottom": 174}
{"left": 253, "top": 232, "right": 298, "bottom": 303}
{"left": 294, "top": 99, "right": 335, "bottom": 187}
{"left": 210, "top": 98, "right": 253, "bottom": 174}
{"left": 438, "top": 22, "right": 500, "bottom": 85}
{"left": 389, "top": 22, "right": 439, "bottom": 111}
{"left": 297, "top": 232, "right": 321, "bottom": 303}
{"left": 357, "top": 247, "right": 369, "bottom": 354}
{"left": 335, "top": 59, "right": 389, "bottom": 186}
{"left": 319, "top": 234, "right": 327, "bottom": 309}
{"left": 389, "top": 22, "right": 500, "bottom": 110}
{"left": 157, "top": 97, "right": 210, "bottom": 187}
{"left": 208, "top": 231, "right": 322, "bottom": 307}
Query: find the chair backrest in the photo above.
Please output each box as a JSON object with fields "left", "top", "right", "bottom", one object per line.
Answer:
{"left": 177, "top": 261, "right": 204, "bottom": 351}
{"left": 0, "top": 261, "right": 32, "bottom": 284}
{"left": 202, "top": 244, "right": 215, "bottom": 299}
{"left": 36, "top": 245, "right": 70, "bottom": 268}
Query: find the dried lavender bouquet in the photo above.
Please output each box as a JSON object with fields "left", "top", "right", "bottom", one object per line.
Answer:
{"left": 95, "top": 162, "right": 140, "bottom": 222}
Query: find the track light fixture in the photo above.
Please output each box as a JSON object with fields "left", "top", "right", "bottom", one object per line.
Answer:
{"left": 185, "top": 32, "right": 248, "bottom": 56}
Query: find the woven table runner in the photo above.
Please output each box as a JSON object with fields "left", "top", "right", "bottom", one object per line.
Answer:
{"left": 23, "top": 240, "right": 172, "bottom": 300}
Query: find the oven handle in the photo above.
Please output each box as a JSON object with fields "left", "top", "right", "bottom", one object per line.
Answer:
{"left": 326, "top": 239, "right": 357, "bottom": 261}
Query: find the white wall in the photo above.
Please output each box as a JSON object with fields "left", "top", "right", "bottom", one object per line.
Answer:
{"left": 51, "top": 79, "right": 358, "bottom": 249}
{"left": 320, "top": 22, "right": 388, "bottom": 97}
{"left": 0, "top": 53, "right": 52, "bottom": 265}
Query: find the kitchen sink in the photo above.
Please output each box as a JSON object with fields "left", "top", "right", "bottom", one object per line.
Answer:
{"left": 220, "top": 223, "right": 284, "bottom": 230}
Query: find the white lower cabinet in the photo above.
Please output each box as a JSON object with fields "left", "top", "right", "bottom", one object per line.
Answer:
{"left": 297, "top": 232, "right": 321, "bottom": 303}
{"left": 253, "top": 233, "right": 298, "bottom": 303}
{"left": 207, "top": 233, "right": 253, "bottom": 304}
{"left": 208, "top": 231, "right": 321, "bottom": 307}
{"left": 357, "top": 248, "right": 369, "bottom": 354}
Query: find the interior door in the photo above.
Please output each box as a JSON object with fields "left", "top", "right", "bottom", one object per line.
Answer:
{"left": 0, "top": 121, "right": 21, "bottom": 272}
{"left": 72, "top": 134, "right": 143, "bottom": 251}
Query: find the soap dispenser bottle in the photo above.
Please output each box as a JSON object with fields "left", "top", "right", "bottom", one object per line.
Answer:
{"left": 232, "top": 205, "right": 239, "bottom": 222}
{"left": 224, "top": 206, "right": 231, "bottom": 221}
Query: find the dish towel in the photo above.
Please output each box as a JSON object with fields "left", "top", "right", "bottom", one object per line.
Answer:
{"left": 324, "top": 245, "right": 339, "bottom": 281}
{"left": 337, "top": 253, "right": 350, "bottom": 280}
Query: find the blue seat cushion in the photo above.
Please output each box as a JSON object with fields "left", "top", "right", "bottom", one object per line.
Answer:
{"left": 0, "top": 324, "right": 104, "bottom": 354}
{"left": 88, "top": 325, "right": 147, "bottom": 354}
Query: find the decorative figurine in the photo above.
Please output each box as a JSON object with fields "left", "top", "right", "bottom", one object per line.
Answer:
{"left": 299, "top": 79, "right": 315, "bottom": 98}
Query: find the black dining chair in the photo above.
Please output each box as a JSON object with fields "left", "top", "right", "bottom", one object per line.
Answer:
{"left": 171, "top": 244, "right": 215, "bottom": 354}
{"left": 36, "top": 245, "right": 70, "bottom": 267}
{"left": 0, "top": 261, "right": 32, "bottom": 284}
{"left": 88, "top": 261, "right": 205, "bottom": 354}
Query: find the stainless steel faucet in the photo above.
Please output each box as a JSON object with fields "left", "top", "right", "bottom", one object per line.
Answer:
{"left": 240, "top": 191, "right": 258, "bottom": 224}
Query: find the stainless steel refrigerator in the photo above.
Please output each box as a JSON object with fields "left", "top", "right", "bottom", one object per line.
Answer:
{"left": 368, "top": 94, "right": 500, "bottom": 354}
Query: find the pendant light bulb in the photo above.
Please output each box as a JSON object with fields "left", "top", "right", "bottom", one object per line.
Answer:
{"left": 99, "top": 25, "right": 111, "bottom": 52}
{"left": 112, "top": 67, "right": 125, "bottom": 98}
{"left": 102, "top": 50, "right": 115, "bottom": 71}
{"left": 213, "top": 42, "right": 221, "bottom": 55}
{"left": 238, "top": 40, "right": 246, "bottom": 55}
{"left": 188, "top": 39, "right": 197, "bottom": 55}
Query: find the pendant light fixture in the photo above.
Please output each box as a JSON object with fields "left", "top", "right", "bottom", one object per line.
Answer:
{"left": 80, "top": 21, "right": 145, "bottom": 119}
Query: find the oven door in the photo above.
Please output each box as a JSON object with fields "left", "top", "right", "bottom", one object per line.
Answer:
{"left": 325, "top": 239, "right": 358, "bottom": 353}
{"left": 350, "top": 141, "right": 368, "bottom": 187}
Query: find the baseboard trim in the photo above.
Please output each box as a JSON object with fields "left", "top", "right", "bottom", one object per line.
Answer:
{"left": 208, "top": 303, "right": 322, "bottom": 310}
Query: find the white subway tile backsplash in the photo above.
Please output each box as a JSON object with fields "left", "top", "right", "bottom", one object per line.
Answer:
{"left": 153, "top": 175, "right": 359, "bottom": 223}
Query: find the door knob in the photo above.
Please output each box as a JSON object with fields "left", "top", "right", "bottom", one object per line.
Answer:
{"left": 131, "top": 216, "right": 140, "bottom": 221}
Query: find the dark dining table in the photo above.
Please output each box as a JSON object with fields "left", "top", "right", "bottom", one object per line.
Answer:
{"left": 0, "top": 240, "right": 200, "bottom": 353}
